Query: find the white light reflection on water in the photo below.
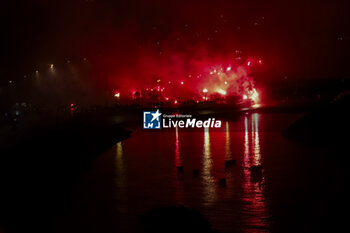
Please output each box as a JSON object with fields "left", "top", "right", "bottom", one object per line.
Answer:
{"left": 202, "top": 127, "right": 217, "bottom": 205}
{"left": 241, "top": 113, "right": 270, "bottom": 232}
{"left": 252, "top": 113, "right": 261, "bottom": 166}
{"left": 225, "top": 121, "right": 232, "bottom": 160}
{"left": 115, "top": 141, "right": 127, "bottom": 212}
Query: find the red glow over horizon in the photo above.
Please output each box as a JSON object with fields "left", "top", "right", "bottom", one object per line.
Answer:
{"left": 107, "top": 48, "right": 262, "bottom": 107}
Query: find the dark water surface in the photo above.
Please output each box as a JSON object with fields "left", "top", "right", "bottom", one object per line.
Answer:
{"left": 55, "top": 113, "right": 347, "bottom": 233}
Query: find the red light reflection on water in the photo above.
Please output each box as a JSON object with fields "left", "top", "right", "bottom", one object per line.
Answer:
{"left": 175, "top": 126, "right": 182, "bottom": 167}
{"left": 111, "top": 114, "right": 270, "bottom": 232}
{"left": 174, "top": 126, "right": 184, "bottom": 204}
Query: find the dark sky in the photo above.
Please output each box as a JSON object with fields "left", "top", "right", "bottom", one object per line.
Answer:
{"left": 1, "top": 0, "right": 349, "bottom": 86}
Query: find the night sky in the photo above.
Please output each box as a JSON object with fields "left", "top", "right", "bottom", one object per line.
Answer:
{"left": 1, "top": 0, "right": 349, "bottom": 87}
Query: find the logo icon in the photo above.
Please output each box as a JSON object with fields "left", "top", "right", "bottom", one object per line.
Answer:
{"left": 143, "top": 110, "right": 162, "bottom": 129}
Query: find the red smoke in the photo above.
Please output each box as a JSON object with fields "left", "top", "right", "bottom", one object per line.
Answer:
{"left": 99, "top": 41, "right": 259, "bottom": 104}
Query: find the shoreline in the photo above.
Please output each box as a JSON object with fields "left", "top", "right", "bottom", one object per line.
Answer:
{"left": 0, "top": 115, "right": 131, "bottom": 233}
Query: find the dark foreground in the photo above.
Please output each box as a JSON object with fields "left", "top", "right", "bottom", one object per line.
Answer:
{"left": 0, "top": 102, "right": 349, "bottom": 233}
{"left": 0, "top": 116, "right": 131, "bottom": 233}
